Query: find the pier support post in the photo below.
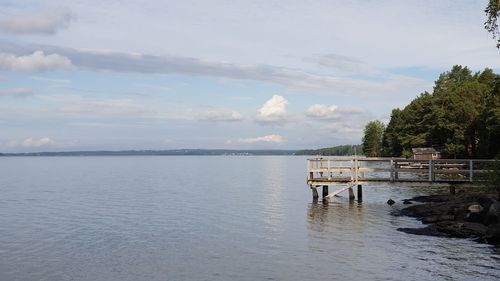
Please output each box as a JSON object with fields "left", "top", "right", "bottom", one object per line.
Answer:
{"left": 348, "top": 187, "right": 355, "bottom": 201}
{"left": 322, "top": 185, "right": 329, "bottom": 198}
{"left": 449, "top": 186, "right": 456, "bottom": 195}
{"left": 312, "top": 187, "right": 319, "bottom": 203}
{"left": 357, "top": 184, "right": 363, "bottom": 202}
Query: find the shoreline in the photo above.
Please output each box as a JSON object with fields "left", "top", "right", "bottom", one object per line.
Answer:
{"left": 395, "top": 192, "right": 500, "bottom": 245}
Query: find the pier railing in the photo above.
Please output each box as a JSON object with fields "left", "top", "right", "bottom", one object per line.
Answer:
{"left": 307, "top": 157, "right": 495, "bottom": 186}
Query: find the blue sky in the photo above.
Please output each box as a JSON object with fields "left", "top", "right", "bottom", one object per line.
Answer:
{"left": 0, "top": 0, "right": 498, "bottom": 152}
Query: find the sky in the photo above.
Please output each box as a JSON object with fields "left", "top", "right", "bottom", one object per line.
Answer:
{"left": 0, "top": 0, "right": 499, "bottom": 152}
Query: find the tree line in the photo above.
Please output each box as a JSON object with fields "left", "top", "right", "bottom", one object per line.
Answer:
{"left": 295, "top": 144, "right": 363, "bottom": 156}
{"left": 362, "top": 66, "right": 500, "bottom": 159}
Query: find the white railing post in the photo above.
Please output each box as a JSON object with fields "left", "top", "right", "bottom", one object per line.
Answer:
{"left": 390, "top": 159, "right": 394, "bottom": 181}
{"left": 428, "top": 160, "right": 435, "bottom": 181}
{"left": 354, "top": 158, "right": 359, "bottom": 183}
{"left": 469, "top": 160, "right": 473, "bottom": 182}
{"left": 350, "top": 159, "right": 354, "bottom": 181}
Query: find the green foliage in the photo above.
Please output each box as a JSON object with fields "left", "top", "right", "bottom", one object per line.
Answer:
{"left": 295, "top": 144, "right": 363, "bottom": 156}
{"left": 362, "top": 120, "right": 385, "bottom": 157}
{"left": 380, "top": 66, "right": 500, "bottom": 159}
{"left": 485, "top": 0, "right": 500, "bottom": 48}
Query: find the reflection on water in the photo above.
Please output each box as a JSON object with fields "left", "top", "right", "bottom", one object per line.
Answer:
{"left": 0, "top": 156, "right": 499, "bottom": 281}
{"left": 261, "top": 157, "right": 287, "bottom": 234}
{"left": 306, "top": 199, "right": 500, "bottom": 281}
{"left": 307, "top": 201, "right": 365, "bottom": 235}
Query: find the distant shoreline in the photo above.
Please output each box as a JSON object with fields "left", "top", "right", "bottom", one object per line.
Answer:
{"left": 0, "top": 145, "right": 363, "bottom": 157}
{"left": 0, "top": 149, "right": 299, "bottom": 157}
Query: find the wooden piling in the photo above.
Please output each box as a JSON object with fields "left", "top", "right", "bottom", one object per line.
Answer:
{"left": 312, "top": 187, "right": 319, "bottom": 203}
{"left": 322, "top": 185, "right": 329, "bottom": 198}
{"left": 348, "top": 187, "right": 355, "bottom": 200}
{"left": 357, "top": 184, "right": 363, "bottom": 202}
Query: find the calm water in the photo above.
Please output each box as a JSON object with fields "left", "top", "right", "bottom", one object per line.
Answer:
{"left": 0, "top": 156, "right": 498, "bottom": 281}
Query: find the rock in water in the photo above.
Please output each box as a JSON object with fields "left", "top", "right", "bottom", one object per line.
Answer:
{"left": 402, "top": 199, "right": 413, "bottom": 205}
{"left": 485, "top": 223, "right": 500, "bottom": 244}
{"left": 387, "top": 199, "right": 396, "bottom": 206}
{"left": 468, "top": 204, "right": 484, "bottom": 214}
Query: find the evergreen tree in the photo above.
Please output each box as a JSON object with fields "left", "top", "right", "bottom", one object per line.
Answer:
{"left": 362, "top": 120, "right": 385, "bottom": 157}
{"left": 379, "top": 66, "right": 500, "bottom": 159}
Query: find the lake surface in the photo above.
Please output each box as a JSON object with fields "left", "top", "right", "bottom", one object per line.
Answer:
{"left": 0, "top": 156, "right": 499, "bottom": 281}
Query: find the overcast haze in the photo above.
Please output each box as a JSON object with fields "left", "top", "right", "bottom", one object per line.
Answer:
{"left": 0, "top": 0, "right": 498, "bottom": 152}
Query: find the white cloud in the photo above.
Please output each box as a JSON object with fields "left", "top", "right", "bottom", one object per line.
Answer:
{"left": 256, "top": 95, "right": 288, "bottom": 124}
{"left": 305, "top": 104, "right": 338, "bottom": 119}
{"left": 0, "top": 50, "right": 72, "bottom": 72}
{"left": 0, "top": 87, "right": 33, "bottom": 97}
{"left": 235, "top": 134, "right": 286, "bottom": 144}
{"left": 0, "top": 11, "right": 74, "bottom": 34}
{"left": 196, "top": 110, "right": 243, "bottom": 122}
{"left": 23, "top": 137, "right": 53, "bottom": 147}
{"left": 305, "top": 104, "right": 367, "bottom": 120}
{"left": 6, "top": 137, "right": 54, "bottom": 148}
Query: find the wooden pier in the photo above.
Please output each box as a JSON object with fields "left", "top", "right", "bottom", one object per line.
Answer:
{"left": 307, "top": 157, "right": 495, "bottom": 202}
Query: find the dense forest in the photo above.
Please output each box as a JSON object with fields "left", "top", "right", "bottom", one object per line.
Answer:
{"left": 295, "top": 145, "right": 363, "bottom": 156}
{"left": 364, "top": 66, "right": 500, "bottom": 159}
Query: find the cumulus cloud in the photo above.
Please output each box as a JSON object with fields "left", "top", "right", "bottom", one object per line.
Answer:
{"left": 305, "top": 104, "right": 368, "bottom": 120}
{"left": 0, "top": 50, "right": 72, "bottom": 72}
{"left": 256, "top": 95, "right": 288, "bottom": 124}
{"left": 23, "top": 137, "right": 53, "bottom": 147}
{"left": 0, "top": 87, "right": 33, "bottom": 97}
{"left": 196, "top": 110, "right": 243, "bottom": 122}
{"left": 235, "top": 134, "right": 286, "bottom": 144}
{"left": 6, "top": 137, "right": 54, "bottom": 148}
{"left": 305, "top": 104, "right": 338, "bottom": 119}
{"left": 0, "top": 11, "right": 74, "bottom": 34}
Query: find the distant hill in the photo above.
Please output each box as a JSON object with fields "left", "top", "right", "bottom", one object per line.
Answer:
{"left": 295, "top": 145, "right": 363, "bottom": 156}
{"left": 0, "top": 149, "right": 298, "bottom": 156}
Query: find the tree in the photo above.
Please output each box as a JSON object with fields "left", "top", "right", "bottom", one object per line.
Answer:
{"left": 485, "top": 0, "right": 500, "bottom": 48}
{"left": 382, "top": 109, "right": 404, "bottom": 157}
{"left": 380, "top": 66, "right": 499, "bottom": 159}
{"left": 362, "top": 120, "right": 385, "bottom": 157}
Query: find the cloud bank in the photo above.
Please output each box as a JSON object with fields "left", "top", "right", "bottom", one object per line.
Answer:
{"left": 235, "top": 134, "right": 286, "bottom": 144}
{"left": 0, "top": 11, "right": 74, "bottom": 34}
{"left": 0, "top": 42, "right": 430, "bottom": 96}
{"left": 6, "top": 137, "right": 53, "bottom": 148}
{"left": 0, "top": 87, "right": 33, "bottom": 97}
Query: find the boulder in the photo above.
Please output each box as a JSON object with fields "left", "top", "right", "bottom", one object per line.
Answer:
{"left": 485, "top": 201, "right": 500, "bottom": 225}
{"left": 466, "top": 203, "right": 486, "bottom": 223}
{"left": 468, "top": 203, "right": 484, "bottom": 214}
{"left": 422, "top": 215, "right": 455, "bottom": 224}
{"left": 485, "top": 223, "right": 500, "bottom": 244}
{"left": 387, "top": 199, "right": 395, "bottom": 206}
{"left": 488, "top": 201, "right": 500, "bottom": 218}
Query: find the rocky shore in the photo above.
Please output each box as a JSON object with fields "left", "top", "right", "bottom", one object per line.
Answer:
{"left": 395, "top": 192, "right": 500, "bottom": 245}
